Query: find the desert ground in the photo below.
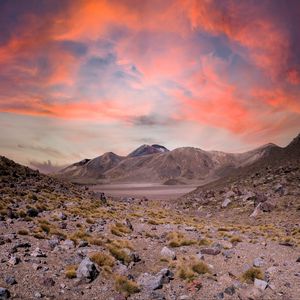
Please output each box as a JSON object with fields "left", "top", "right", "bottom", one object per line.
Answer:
{"left": 0, "top": 156, "right": 300, "bottom": 300}
{"left": 91, "top": 183, "right": 199, "bottom": 200}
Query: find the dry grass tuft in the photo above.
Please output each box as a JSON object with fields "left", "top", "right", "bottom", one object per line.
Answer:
{"left": 115, "top": 275, "right": 140, "bottom": 296}
{"left": 167, "top": 232, "right": 196, "bottom": 248}
{"left": 242, "top": 267, "right": 264, "bottom": 283}
{"left": 90, "top": 252, "right": 114, "bottom": 267}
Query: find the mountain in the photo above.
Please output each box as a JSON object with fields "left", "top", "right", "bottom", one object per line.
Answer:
{"left": 58, "top": 152, "right": 124, "bottom": 180}
{"left": 128, "top": 144, "right": 169, "bottom": 157}
{"left": 57, "top": 140, "right": 283, "bottom": 184}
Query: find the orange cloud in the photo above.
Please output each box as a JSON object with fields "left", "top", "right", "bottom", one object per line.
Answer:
{"left": 0, "top": 97, "right": 152, "bottom": 122}
{"left": 183, "top": 0, "right": 290, "bottom": 78}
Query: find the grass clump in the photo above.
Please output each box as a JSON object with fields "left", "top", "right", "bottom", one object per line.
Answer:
{"left": 177, "top": 257, "right": 210, "bottom": 281}
{"left": 90, "top": 252, "right": 114, "bottom": 267}
{"left": 40, "top": 224, "right": 50, "bottom": 234}
{"left": 167, "top": 232, "right": 196, "bottom": 248}
{"left": 110, "top": 222, "right": 132, "bottom": 237}
{"left": 115, "top": 275, "right": 140, "bottom": 296}
{"left": 18, "top": 229, "right": 29, "bottom": 235}
{"left": 230, "top": 236, "right": 242, "bottom": 244}
{"left": 242, "top": 267, "right": 264, "bottom": 283}
{"left": 65, "top": 265, "right": 77, "bottom": 279}
{"left": 108, "top": 245, "right": 132, "bottom": 265}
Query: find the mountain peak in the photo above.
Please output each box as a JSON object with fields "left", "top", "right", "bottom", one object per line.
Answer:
{"left": 128, "top": 144, "right": 169, "bottom": 157}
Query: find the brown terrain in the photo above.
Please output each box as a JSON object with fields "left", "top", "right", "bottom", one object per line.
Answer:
{"left": 0, "top": 134, "right": 299, "bottom": 300}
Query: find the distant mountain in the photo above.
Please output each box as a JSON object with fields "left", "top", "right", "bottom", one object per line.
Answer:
{"left": 56, "top": 139, "right": 286, "bottom": 184}
{"left": 128, "top": 144, "right": 169, "bottom": 157}
{"left": 58, "top": 152, "right": 124, "bottom": 179}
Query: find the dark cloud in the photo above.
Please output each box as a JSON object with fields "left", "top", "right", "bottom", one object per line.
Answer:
{"left": 29, "top": 160, "right": 66, "bottom": 174}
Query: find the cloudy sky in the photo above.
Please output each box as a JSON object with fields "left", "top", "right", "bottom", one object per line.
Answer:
{"left": 1, "top": 0, "right": 300, "bottom": 172}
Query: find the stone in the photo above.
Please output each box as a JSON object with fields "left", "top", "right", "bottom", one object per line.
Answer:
{"left": 221, "top": 198, "right": 231, "bottom": 208}
{"left": 253, "top": 258, "right": 264, "bottom": 267}
{"left": 201, "top": 248, "right": 221, "bottom": 255}
{"left": 160, "top": 247, "right": 176, "bottom": 260}
{"left": 57, "top": 212, "right": 67, "bottom": 220}
{"left": 250, "top": 203, "right": 261, "bottom": 218}
{"left": 61, "top": 239, "right": 75, "bottom": 250}
{"left": 43, "top": 277, "right": 55, "bottom": 287}
{"left": 26, "top": 208, "right": 39, "bottom": 217}
{"left": 5, "top": 276, "right": 16, "bottom": 285}
{"left": 76, "top": 257, "right": 99, "bottom": 283}
{"left": 48, "top": 238, "right": 59, "bottom": 250}
{"left": 219, "top": 240, "right": 233, "bottom": 249}
{"left": 254, "top": 278, "right": 268, "bottom": 291}
{"left": 31, "top": 248, "right": 46, "bottom": 257}
{"left": 222, "top": 249, "right": 235, "bottom": 259}
{"left": 260, "top": 201, "right": 274, "bottom": 212}
{"left": 137, "top": 268, "right": 173, "bottom": 291}
{"left": 8, "top": 256, "right": 20, "bottom": 265}
{"left": 34, "top": 292, "right": 42, "bottom": 298}
{"left": 0, "top": 287, "right": 10, "bottom": 299}
{"left": 224, "top": 285, "right": 235, "bottom": 295}
{"left": 78, "top": 240, "right": 88, "bottom": 248}
{"left": 296, "top": 257, "right": 300, "bottom": 263}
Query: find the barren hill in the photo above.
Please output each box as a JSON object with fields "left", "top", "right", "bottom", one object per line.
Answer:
{"left": 57, "top": 142, "right": 280, "bottom": 184}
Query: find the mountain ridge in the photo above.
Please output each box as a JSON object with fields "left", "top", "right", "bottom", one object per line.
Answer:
{"left": 55, "top": 136, "right": 299, "bottom": 184}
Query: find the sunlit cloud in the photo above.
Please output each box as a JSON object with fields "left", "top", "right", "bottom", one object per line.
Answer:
{"left": 0, "top": 0, "right": 299, "bottom": 167}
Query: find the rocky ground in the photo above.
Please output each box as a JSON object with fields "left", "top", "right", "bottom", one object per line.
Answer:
{"left": 0, "top": 156, "right": 299, "bottom": 300}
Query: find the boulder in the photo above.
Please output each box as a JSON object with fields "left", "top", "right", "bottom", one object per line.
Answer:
{"left": 221, "top": 198, "right": 231, "bottom": 208}
{"left": 254, "top": 278, "right": 268, "bottom": 291}
{"left": 201, "top": 248, "right": 221, "bottom": 255}
{"left": 0, "top": 287, "right": 10, "bottom": 299}
{"left": 137, "top": 268, "right": 173, "bottom": 291}
{"left": 31, "top": 248, "right": 46, "bottom": 257}
{"left": 26, "top": 208, "right": 39, "bottom": 217}
{"left": 76, "top": 257, "right": 99, "bottom": 283}
{"left": 160, "top": 247, "right": 176, "bottom": 260}
{"left": 253, "top": 258, "right": 264, "bottom": 267}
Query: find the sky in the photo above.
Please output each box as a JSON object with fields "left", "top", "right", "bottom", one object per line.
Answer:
{"left": 1, "top": 0, "right": 300, "bottom": 172}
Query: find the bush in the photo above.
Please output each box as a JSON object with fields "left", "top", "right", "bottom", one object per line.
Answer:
{"left": 90, "top": 252, "right": 114, "bottom": 267}
{"left": 65, "top": 265, "right": 77, "bottom": 279}
{"left": 242, "top": 267, "right": 264, "bottom": 283}
{"left": 18, "top": 229, "right": 29, "bottom": 235}
{"left": 115, "top": 275, "right": 140, "bottom": 296}
{"left": 167, "top": 232, "right": 196, "bottom": 248}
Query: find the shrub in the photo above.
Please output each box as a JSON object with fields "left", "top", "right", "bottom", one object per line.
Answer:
{"left": 167, "top": 232, "right": 196, "bottom": 248}
{"left": 65, "top": 265, "right": 77, "bottom": 279}
{"left": 40, "top": 224, "right": 50, "bottom": 234}
{"left": 230, "top": 236, "right": 242, "bottom": 244}
{"left": 191, "top": 261, "right": 210, "bottom": 274}
{"left": 18, "top": 229, "right": 29, "bottom": 235}
{"left": 115, "top": 275, "right": 140, "bottom": 296}
{"left": 90, "top": 252, "right": 114, "bottom": 267}
{"left": 110, "top": 222, "right": 132, "bottom": 237}
{"left": 242, "top": 267, "right": 264, "bottom": 283}
{"left": 108, "top": 245, "right": 131, "bottom": 265}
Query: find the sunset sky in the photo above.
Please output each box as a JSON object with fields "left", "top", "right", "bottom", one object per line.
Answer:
{"left": 1, "top": 0, "right": 300, "bottom": 172}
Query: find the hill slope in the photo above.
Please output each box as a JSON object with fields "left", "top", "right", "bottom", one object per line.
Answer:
{"left": 57, "top": 141, "right": 281, "bottom": 184}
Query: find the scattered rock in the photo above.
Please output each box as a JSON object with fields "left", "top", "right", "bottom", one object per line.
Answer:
{"left": 221, "top": 198, "right": 231, "bottom": 208}
{"left": 201, "top": 248, "right": 221, "bottom": 256}
{"left": 31, "top": 248, "right": 46, "bottom": 257}
{"left": 137, "top": 268, "right": 173, "bottom": 291}
{"left": 0, "top": 287, "right": 10, "bottom": 299}
{"left": 76, "top": 257, "right": 99, "bottom": 283}
{"left": 224, "top": 285, "right": 235, "bottom": 295}
{"left": 254, "top": 278, "right": 268, "bottom": 291}
{"left": 61, "top": 239, "right": 75, "bottom": 250}
{"left": 160, "top": 246, "right": 176, "bottom": 260}
{"left": 5, "top": 276, "right": 16, "bottom": 286}
{"left": 26, "top": 208, "right": 39, "bottom": 217}
{"left": 43, "top": 277, "right": 55, "bottom": 287}
{"left": 8, "top": 256, "right": 20, "bottom": 265}
{"left": 253, "top": 257, "right": 264, "bottom": 267}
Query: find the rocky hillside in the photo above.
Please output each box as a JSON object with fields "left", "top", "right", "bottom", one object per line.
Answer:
{"left": 0, "top": 153, "right": 299, "bottom": 299}
{"left": 57, "top": 142, "right": 279, "bottom": 184}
